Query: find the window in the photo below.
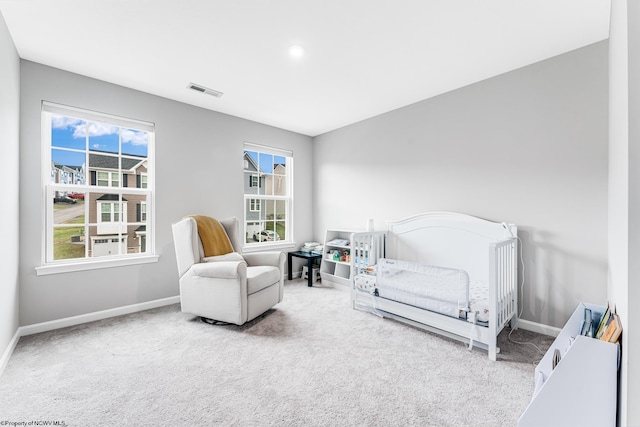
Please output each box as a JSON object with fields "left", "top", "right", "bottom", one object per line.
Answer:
{"left": 243, "top": 143, "right": 292, "bottom": 246}
{"left": 39, "top": 102, "right": 155, "bottom": 274}
{"left": 249, "top": 199, "right": 261, "bottom": 212}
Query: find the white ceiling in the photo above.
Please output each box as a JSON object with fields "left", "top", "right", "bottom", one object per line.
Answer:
{"left": 0, "top": 0, "right": 611, "bottom": 137}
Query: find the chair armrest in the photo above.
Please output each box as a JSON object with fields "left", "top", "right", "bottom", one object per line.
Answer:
{"left": 191, "top": 261, "right": 246, "bottom": 279}
{"left": 243, "top": 251, "right": 285, "bottom": 268}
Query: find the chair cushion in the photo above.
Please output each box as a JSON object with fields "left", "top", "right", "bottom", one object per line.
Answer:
{"left": 189, "top": 215, "right": 234, "bottom": 257}
{"left": 203, "top": 252, "right": 245, "bottom": 263}
{"left": 247, "top": 265, "right": 280, "bottom": 294}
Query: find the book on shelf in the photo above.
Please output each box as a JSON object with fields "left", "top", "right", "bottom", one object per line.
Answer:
{"left": 600, "top": 313, "right": 622, "bottom": 343}
{"left": 580, "top": 308, "right": 593, "bottom": 337}
{"left": 594, "top": 305, "right": 611, "bottom": 339}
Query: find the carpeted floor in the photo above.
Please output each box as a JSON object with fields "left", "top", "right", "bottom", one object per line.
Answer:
{"left": 0, "top": 280, "right": 553, "bottom": 426}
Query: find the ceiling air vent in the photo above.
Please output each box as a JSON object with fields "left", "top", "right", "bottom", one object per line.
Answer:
{"left": 188, "top": 83, "right": 223, "bottom": 98}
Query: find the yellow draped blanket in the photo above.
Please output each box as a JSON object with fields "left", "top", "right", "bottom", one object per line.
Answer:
{"left": 188, "top": 215, "right": 234, "bottom": 257}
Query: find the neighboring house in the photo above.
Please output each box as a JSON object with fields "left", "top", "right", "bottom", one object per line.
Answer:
{"left": 51, "top": 162, "right": 85, "bottom": 196}
{"left": 265, "top": 163, "right": 286, "bottom": 220}
{"left": 244, "top": 151, "right": 264, "bottom": 239}
{"left": 87, "top": 151, "right": 148, "bottom": 257}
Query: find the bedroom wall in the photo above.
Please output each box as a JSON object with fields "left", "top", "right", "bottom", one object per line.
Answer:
{"left": 0, "top": 12, "right": 20, "bottom": 365}
{"left": 312, "top": 41, "right": 609, "bottom": 330}
{"left": 19, "top": 61, "right": 313, "bottom": 326}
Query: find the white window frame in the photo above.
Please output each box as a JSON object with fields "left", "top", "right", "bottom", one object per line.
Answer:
{"left": 249, "top": 198, "right": 260, "bottom": 212}
{"left": 37, "top": 102, "right": 158, "bottom": 275}
{"left": 243, "top": 142, "right": 294, "bottom": 252}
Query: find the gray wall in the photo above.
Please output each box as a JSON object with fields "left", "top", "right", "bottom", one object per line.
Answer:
{"left": 313, "top": 41, "right": 609, "bottom": 330}
{"left": 0, "top": 12, "right": 19, "bottom": 358}
{"left": 19, "top": 61, "right": 313, "bottom": 326}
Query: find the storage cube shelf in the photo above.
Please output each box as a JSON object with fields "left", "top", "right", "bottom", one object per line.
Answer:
{"left": 319, "top": 229, "right": 356, "bottom": 287}
{"left": 518, "top": 302, "right": 618, "bottom": 427}
{"left": 320, "top": 229, "right": 386, "bottom": 288}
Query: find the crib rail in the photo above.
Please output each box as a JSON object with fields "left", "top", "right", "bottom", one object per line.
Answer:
{"left": 489, "top": 238, "right": 518, "bottom": 332}
{"left": 351, "top": 231, "right": 386, "bottom": 276}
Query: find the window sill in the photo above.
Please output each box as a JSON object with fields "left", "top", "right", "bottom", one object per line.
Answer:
{"left": 242, "top": 241, "right": 296, "bottom": 253}
{"left": 35, "top": 254, "right": 159, "bottom": 276}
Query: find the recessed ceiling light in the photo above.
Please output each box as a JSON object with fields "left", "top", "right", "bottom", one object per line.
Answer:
{"left": 289, "top": 45, "right": 305, "bottom": 58}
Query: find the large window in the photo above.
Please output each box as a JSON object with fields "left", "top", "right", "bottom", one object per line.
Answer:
{"left": 243, "top": 143, "right": 292, "bottom": 246}
{"left": 40, "top": 102, "right": 155, "bottom": 273}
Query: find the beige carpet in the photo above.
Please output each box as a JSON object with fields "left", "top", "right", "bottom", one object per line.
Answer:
{"left": 0, "top": 280, "right": 552, "bottom": 426}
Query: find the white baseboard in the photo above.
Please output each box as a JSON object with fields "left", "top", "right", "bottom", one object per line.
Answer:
{"left": 0, "top": 295, "right": 180, "bottom": 378}
{"left": 20, "top": 296, "right": 180, "bottom": 336}
{"left": 516, "top": 318, "right": 561, "bottom": 337}
{"left": 0, "top": 328, "right": 21, "bottom": 379}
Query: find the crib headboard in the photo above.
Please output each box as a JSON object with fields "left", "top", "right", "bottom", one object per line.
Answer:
{"left": 386, "top": 212, "right": 517, "bottom": 284}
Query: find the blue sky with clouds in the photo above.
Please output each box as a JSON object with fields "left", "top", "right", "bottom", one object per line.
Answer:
{"left": 51, "top": 115, "right": 148, "bottom": 167}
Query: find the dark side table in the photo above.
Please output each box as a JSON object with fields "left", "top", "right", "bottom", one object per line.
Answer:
{"left": 288, "top": 251, "right": 323, "bottom": 287}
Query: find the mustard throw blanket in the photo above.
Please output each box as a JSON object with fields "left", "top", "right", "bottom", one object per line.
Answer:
{"left": 189, "top": 215, "right": 234, "bottom": 257}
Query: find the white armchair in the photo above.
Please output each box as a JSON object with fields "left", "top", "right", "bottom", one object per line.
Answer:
{"left": 172, "top": 216, "right": 285, "bottom": 325}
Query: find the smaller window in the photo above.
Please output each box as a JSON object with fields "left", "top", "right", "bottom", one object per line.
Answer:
{"left": 141, "top": 202, "right": 147, "bottom": 222}
{"left": 96, "top": 171, "right": 119, "bottom": 187}
{"left": 249, "top": 199, "right": 261, "bottom": 212}
{"left": 140, "top": 174, "right": 148, "bottom": 189}
{"left": 250, "top": 175, "right": 260, "bottom": 188}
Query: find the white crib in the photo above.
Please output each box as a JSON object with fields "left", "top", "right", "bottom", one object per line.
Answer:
{"left": 351, "top": 212, "right": 518, "bottom": 361}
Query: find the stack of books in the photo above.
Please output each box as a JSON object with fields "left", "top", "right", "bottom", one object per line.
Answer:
{"left": 579, "top": 304, "right": 622, "bottom": 343}
{"left": 594, "top": 305, "right": 622, "bottom": 343}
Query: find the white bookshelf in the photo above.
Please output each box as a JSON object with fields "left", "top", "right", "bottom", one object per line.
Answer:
{"left": 518, "top": 302, "right": 618, "bottom": 427}
{"left": 320, "top": 229, "right": 356, "bottom": 287}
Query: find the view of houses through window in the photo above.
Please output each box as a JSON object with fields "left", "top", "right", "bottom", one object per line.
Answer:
{"left": 243, "top": 145, "right": 291, "bottom": 245}
{"left": 44, "top": 103, "right": 154, "bottom": 263}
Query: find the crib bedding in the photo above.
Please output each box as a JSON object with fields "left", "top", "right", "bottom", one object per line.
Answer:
{"left": 362, "top": 258, "right": 492, "bottom": 325}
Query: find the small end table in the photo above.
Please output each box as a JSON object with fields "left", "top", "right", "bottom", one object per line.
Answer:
{"left": 288, "top": 251, "right": 323, "bottom": 287}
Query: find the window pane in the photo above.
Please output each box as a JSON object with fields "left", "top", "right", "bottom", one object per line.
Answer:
{"left": 274, "top": 156, "right": 287, "bottom": 175}
{"left": 88, "top": 121, "right": 119, "bottom": 154}
{"left": 273, "top": 174, "right": 286, "bottom": 196}
{"left": 121, "top": 128, "right": 149, "bottom": 157}
{"left": 275, "top": 200, "right": 286, "bottom": 220}
{"left": 276, "top": 221, "right": 286, "bottom": 241}
{"left": 245, "top": 198, "right": 262, "bottom": 222}
{"left": 264, "top": 173, "right": 274, "bottom": 196}
{"left": 96, "top": 171, "right": 108, "bottom": 187}
{"left": 244, "top": 171, "right": 259, "bottom": 195}
{"left": 265, "top": 199, "right": 275, "bottom": 220}
{"left": 101, "top": 203, "right": 112, "bottom": 222}
{"left": 259, "top": 152, "right": 273, "bottom": 173}
{"left": 244, "top": 151, "right": 258, "bottom": 172}
{"left": 53, "top": 193, "right": 85, "bottom": 225}
{"left": 246, "top": 221, "right": 260, "bottom": 243}
{"left": 53, "top": 226, "right": 86, "bottom": 260}
{"left": 51, "top": 149, "right": 86, "bottom": 186}
{"left": 51, "top": 115, "right": 86, "bottom": 150}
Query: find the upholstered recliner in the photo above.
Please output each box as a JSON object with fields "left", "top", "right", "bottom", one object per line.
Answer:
{"left": 172, "top": 216, "right": 285, "bottom": 325}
